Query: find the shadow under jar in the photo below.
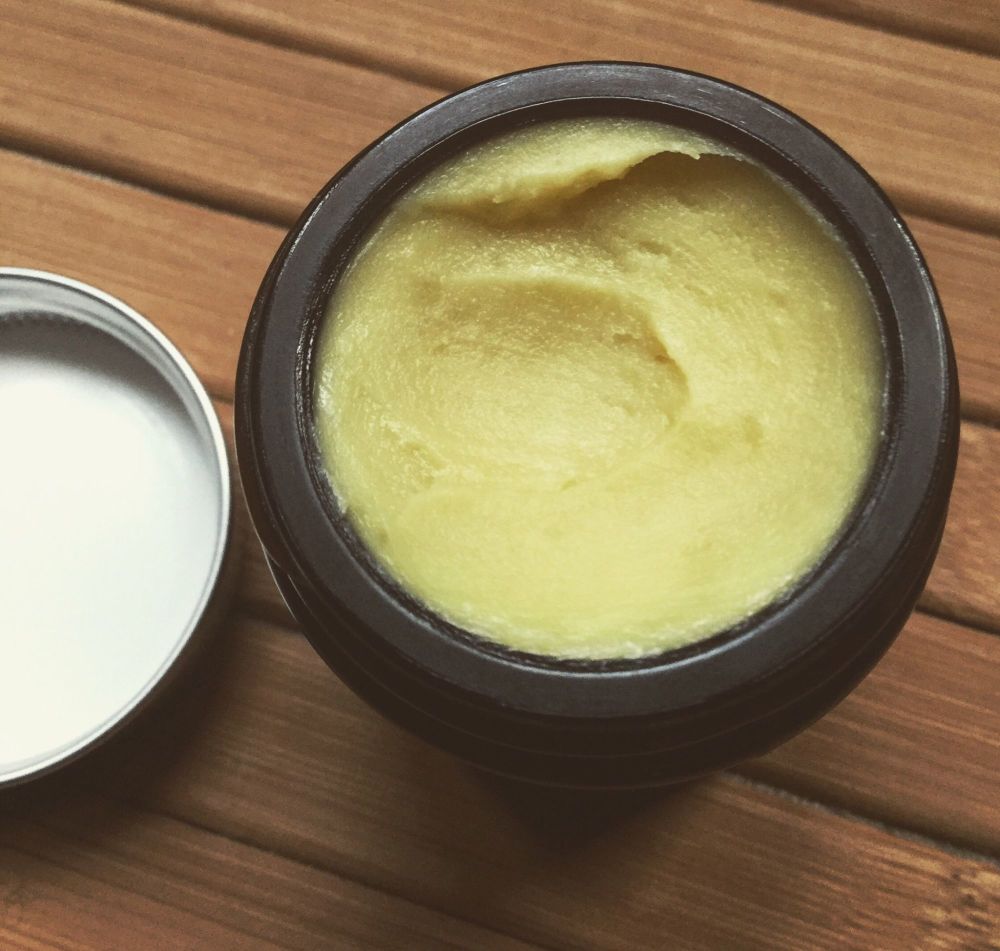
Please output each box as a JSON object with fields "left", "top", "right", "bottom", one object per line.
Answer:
{"left": 235, "top": 63, "right": 959, "bottom": 788}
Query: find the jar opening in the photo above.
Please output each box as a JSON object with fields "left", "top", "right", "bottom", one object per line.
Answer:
{"left": 296, "top": 103, "right": 900, "bottom": 672}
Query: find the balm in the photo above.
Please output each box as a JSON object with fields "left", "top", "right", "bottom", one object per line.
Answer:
{"left": 314, "top": 118, "right": 884, "bottom": 659}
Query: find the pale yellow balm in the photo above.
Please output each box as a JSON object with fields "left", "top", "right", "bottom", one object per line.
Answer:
{"left": 314, "top": 118, "right": 885, "bottom": 659}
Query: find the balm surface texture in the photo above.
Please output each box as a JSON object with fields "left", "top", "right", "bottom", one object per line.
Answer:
{"left": 314, "top": 118, "right": 884, "bottom": 659}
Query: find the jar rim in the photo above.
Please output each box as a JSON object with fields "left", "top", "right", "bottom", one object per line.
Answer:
{"left": 238, "top": 62, "right": 956, "bottom": 722}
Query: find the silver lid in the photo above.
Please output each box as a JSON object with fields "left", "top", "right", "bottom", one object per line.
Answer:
{"left": 0, "top": 268, "right": 232, "bottom": 786}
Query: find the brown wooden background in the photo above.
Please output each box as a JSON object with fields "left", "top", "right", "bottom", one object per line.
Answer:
{"left": 1, "top": 1, "right": 998, "bottom": 948}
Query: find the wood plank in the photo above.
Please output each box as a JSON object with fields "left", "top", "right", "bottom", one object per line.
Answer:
{"left": 0, "top": 841, "right": 278, "bottom": 949}
{"left": 740, "top": 611, "right": 1000, "bottom": 851}
{"left": 0, "top": 0, "right": 437, "bottom": 223}
{"left": 776, "top": 0, "right": 1000, "bottom": 58}
{"left": 0, "top": 795, "right": 534, "bottom": 950}
{"left": 0, "top": 151, "right": 282, "bottom": 399}
{"left": 912, "top": 218, "right": 1000, "bottom": 426}
{"left": 113, "top": 0, "right": 1000, "bottom": 232}
{"left": 80, "top": 615, "right": 1000, "bottom": 950}
{"left": 922, "top": 423, "right": 1000, "bottom": 632}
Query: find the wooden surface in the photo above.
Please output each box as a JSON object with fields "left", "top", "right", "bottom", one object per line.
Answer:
{"left": 1, "top": 1, "right": 998, "bottom": 948}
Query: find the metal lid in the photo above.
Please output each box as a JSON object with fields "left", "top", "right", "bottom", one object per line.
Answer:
{"left": 0, "top": 268, "right": 232, "bottom": 786}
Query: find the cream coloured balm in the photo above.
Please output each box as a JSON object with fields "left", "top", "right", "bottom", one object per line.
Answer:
{"left": 313, "top": 118, "right": 885, "bottom": 659}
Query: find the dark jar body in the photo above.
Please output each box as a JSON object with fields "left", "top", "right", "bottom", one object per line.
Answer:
{"left": 235, "top": 63, "right": 959, "bottom": 788}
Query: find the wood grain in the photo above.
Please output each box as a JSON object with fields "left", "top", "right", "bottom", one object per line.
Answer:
{"left": 0, "top": 151, "right": 280, "bottom": 398}
{"left": 3, "top": 4, "right": 998, "bottom": 943}
{"left": 71, "top": 614, "right": 999, "bottom": 951}
{"left": 0, "top": 0, "right": 435, "bottom": 223}
{"left": 115, "top": 0, "right": 1000, "bottom": 232}
{"left": 0, "top": 795, "right": 535, "bottom": 950}
{"left": 1, "top": 837, "right": 278, "bottom": 949}
{"left": 741, "top": 611, "right": 1000, "bottom": 851}
{"left": 922, "top": 423, "right": 1000, "bottom": 632}
{"left": 917, "top": 218, "right": 1000, "bottom": 425}
{"left": 775, "top": 0, "right": 1000, "bottom": 57}
{"left": 1, "top": 0, "right": 998, "bottom": 235}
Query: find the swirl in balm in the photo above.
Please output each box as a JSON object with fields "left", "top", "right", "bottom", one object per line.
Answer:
{"left": 314, "top": 118, "right": 884, "bottom": 659}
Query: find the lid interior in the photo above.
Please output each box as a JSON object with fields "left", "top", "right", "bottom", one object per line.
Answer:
{"left": 0, "top": 271, "right": 229, "bottom": 784}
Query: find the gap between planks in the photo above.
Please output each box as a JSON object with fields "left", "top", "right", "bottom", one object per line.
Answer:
{"left": 728, "top": 773, "right": 1000, "bottom": 871}
{"left": 3, "top": 125, "right": 998, "bottom": 249}
{"left": 0, "top": 132, "right": 289, "bottom": 231}
{"left": 766, "top": 0, "right": 1000, "bottom": 59}
{"left": 113, "top": 0, "right": 492, "bottom": 93}
{"left": 0, "top": 790, "right": 543, "bottom": 951}
{"left": 121, "top": 0, "right": 1000, "bottom": 89}
{"left": 140, "top": 805, "right": 562, "bottom": 951}
{"left": 915, "top": 601, "right": 1000, "bottom": 639}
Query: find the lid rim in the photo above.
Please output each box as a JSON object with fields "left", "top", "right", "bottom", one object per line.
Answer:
{"left": 0, "top": 267, "right": 233, "bottom": 787}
